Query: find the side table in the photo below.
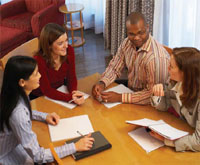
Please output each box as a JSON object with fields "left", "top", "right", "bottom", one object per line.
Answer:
{"left": 59, "top": 3, "right": 85, "bottom": 48}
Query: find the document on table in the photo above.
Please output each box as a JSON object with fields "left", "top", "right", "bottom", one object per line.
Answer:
{"left": 48, "top": 115, "right": 94, "bottom": 142}
{"left": 126, "top": 118, "right": 189, "bottom": 140}
{"left": 128, "top": 127, "right": 164, "bottom": 153}
{"left": 126, "top": 118, "right": 165, "bottom": 127}
{"left": 44, "top": 85, "right": 90, "bottom": 109}
{"left": 103, "top": 84, "right": 133, "bottom": 108}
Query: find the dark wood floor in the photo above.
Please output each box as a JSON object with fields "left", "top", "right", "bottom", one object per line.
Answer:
{"left": 73, "top": 29, "right": 111, "bottom": 79}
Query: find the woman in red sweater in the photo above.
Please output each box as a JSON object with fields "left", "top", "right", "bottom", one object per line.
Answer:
{"left": 31, "top": 23, "right": 84, "bottom": 104}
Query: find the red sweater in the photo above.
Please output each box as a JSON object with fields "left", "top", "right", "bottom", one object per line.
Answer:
{"left": 32, "top": 45, "right": 77, "bottom": 102}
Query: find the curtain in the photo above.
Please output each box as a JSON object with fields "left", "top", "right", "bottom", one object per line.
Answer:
{"left": 104, "top": 0, "right": 154, "bottom": 55}
{"left": 153, "top": 0, "right": 200, "bottom": 49}
{"left": 66, "top": 0, "right": 106, "bottom": 34}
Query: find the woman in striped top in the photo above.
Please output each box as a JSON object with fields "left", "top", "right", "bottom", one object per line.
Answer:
{"left": 0, "top": 56, "right": 94, "bottom": 164}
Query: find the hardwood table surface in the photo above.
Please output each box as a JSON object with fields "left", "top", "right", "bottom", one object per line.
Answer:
{"left": 31, "top": 73, "right": 200, "bottom": 165}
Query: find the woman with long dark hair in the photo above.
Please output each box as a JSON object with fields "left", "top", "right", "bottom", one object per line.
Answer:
{"left": 151, "top": 47, "right": 200, "bottom": 152}
{"left": 0, "top": 56, "right": 94, "bottom": 164}
{"left": 31, "top": 23, "right": 84, "bottom": 105}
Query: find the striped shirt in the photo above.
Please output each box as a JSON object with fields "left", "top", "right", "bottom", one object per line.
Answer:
{"left": 100, "top": 35, "right": 169, "bottom": 104}
{"left": 0, "top": 98, "right": 76, "bottom": 164}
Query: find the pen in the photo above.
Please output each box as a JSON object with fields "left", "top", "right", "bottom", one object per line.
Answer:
{"left": 77, "top": 131, "right": 84, "bottom": 137}
{"left": 157, "top": 96, "right": 161, "bottom": 103}
{"left": 68, "top": 96, "right": 84, "bottom": 103}
{"left": 68, "top": 99, "right": 74, "bottom": 104}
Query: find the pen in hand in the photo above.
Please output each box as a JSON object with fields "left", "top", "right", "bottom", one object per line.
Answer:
{"left": 77, "top": 131, "right": 84, "bottom": 137}
{"left": 68, "top": 96, "right": 83, "bottom": 104}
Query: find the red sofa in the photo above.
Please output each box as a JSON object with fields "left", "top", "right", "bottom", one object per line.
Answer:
{"left": 0, "top": 0, "right": 65, "bottom": 58}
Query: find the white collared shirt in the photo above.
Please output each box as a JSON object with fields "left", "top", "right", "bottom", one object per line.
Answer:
{"left": 171, "top": 82, "right": 183, "bottom": 106}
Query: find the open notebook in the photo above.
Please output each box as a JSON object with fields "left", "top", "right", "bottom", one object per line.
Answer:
{"left": 48, "top": 115, "right": 94, "bottom": 142}
{"left": 126, "top": 118, "right": 189, "bottom": 153}
{"left": 103, "top": 84, "right": 133, "bottom": 108}
{"left": 44, "top": 85, "right": 90, "bottom": 109}
{"left": 126, "top": 118, "right": 189, "bottom": 140}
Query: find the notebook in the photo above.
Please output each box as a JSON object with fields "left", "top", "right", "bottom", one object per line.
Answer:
{"left": 126, "top": 118, "right": 189, "bottom": 140}
{"left": 66, "top": 131, "right": 112, "bottom": 160}
{"left": 48, "top": 115, "right": 94, "bottom": 142}
{"left": 45, "top": 85, "right": 90, "bottom": 109}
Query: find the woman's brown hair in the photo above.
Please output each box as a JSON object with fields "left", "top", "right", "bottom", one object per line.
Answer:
{"left": 172, "top": 47, "right": 200, "bottom": 108}
{"left": 39, "top": 23, "right": 67, "bottom": 68}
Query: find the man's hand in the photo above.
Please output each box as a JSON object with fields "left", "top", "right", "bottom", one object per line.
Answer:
{"left": 92, "top": 82, "right": 105, "bottom": 100}
{"left": 46, "top": 112, "right": 60, "bottom": 125}
{"left": 101, "top": 91, "right": 122, "bottom": 103}
{"left": 72, "top": 91, "right": 85, "bottom": 105}
{"left": 75, "top": 133, "right": 95, "bottom": 151}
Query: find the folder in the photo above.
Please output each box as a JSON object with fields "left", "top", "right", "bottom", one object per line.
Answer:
{"left": 66, "top": 131, "right": 112, "bottom": 160}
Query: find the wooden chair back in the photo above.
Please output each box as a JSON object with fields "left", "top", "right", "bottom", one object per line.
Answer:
{"left": 163, "top": 45, "right": 173, "bottom": 55}
{"left": 49, "top": 143, "right": 64, "bottom": 165}
{"left": 0, "top": 38, "right": 39, "bottom": 70}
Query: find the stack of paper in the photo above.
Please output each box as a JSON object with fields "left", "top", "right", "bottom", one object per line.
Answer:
{"left": 44, "top": 85, "right": 90, "bottom": 109}
{"left": 126, "top": 118, "right": 189, "bottom": 153}
{"left": 126, "top": 118, "right": 189, "bottom": 140}
{"left": 128, "top": 127, "right": 164, "bottom": 153}
{"left": 48, "top": 115, "right": 94, "bottom": 142}
{"left": 103, "top": 84, "right": 133, "bottom": 108}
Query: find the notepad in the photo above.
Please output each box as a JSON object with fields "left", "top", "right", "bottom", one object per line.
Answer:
{"left": 103, "top": 84, "right": 133, "bottom": 108}
{"left": 126, "top": 118, "right": 189, "bottom": 140}
{"left": 48, "top": 115, "right": 94, "bottom": 142}
{"left": 128, "top": 127, "right": 164, "bottom": 153}
{"left": 66, "top": 131, "right": 112, "bottom": 160}
{"left": 44, "top": 85, "right": 90, "bottom": 109}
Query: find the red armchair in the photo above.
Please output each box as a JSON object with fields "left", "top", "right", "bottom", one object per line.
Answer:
{"left": 0, "top": 0, "right": 65, "bottom": 37}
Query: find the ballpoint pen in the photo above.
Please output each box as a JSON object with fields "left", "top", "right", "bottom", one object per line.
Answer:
{"left": 77, "top": 130, "right": 84, "bottom": 137}
{"left": 68, "top": 95, "right": 84, "bottom": 103}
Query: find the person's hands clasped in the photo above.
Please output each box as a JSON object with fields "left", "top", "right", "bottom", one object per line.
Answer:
{"left": 46, "top": 112, "right": 60, "bottom": 125}
{"left": 75, "top": 133, "right": 95, "bottom": 152}
{"left": 152, "top": 84, "right": 165, "bottom": 96}
{"left": 72, "top": 91, "right": 85, "bottom": 105}
{"left": 92, "top": 82, "right": 105, "bottom": 101}
{"left": 101, "top": 91, "right": 122, "bottom": 103}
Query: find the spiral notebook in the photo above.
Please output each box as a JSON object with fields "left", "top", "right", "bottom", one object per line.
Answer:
{"left": 66, "top": 131, "right": 112, "bottom": 160}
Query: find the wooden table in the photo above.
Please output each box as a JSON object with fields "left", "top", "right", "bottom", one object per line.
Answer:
{"left": 32, "top": 73, "right": 200, "bottom": 165}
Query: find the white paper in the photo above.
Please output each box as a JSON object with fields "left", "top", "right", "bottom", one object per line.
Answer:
{"left": 149, "top": 124, "right": 189, "bottom": 140}
{"left": 126, "top": 118, "right": 165, "bottom": 127}
{"left": 126, "top": 118, "right": 189, "bottom": 140}
{"left": 48, "top": 115, "right": 94, "bottom": 142}
{"left": 128, "top": 127, "right": 164, "bottom": 153}
{"left": 103, "top": 84, "right": 133, "bottom": 108}
{"left": 44, "top": 85, "right": 90, "bottom": 109}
